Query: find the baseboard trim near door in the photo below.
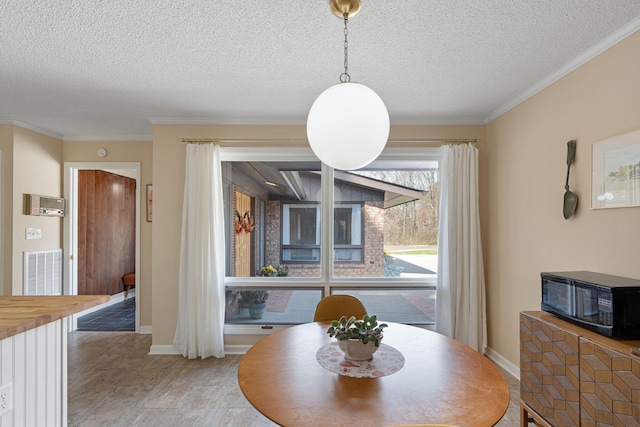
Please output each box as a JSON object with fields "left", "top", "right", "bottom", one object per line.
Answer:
{"left": 139, "top": 325, "right": 152, "bottom": 334}
{"left": 75, "top": 291, "right": 131, "bottom": 317}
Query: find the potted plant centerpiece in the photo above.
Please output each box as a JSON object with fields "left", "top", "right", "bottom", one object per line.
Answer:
{"left": 327, "top": 315, "right": 388, "bottom": 361}
{"left": 240, "top": 289, "right": 270, "bottom": 319}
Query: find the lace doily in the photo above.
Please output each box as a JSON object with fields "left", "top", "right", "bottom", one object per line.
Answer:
{"left": 316, "top": 341, "right": 405, "bottom": 378}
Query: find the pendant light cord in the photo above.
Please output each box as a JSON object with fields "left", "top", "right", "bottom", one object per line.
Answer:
{"left": 340, "top": 15, "right": 350, "bottom": 83}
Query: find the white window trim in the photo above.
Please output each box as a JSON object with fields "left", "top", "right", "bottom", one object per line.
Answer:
{"left": 282, "top": 203, "right": 321, "bottom": 246}
{"left": 348, "top": 203, "right": 362, "bottom": 245}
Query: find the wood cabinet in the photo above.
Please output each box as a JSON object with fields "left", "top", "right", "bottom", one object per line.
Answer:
{"left": 520, "top": 311, "right": 640, "bottom": 427}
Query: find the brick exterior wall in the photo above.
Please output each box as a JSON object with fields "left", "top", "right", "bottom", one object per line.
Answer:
{"left": 264, "top": 200, "right": 385, "bottom": 278}
{"left": 265, "top": 200, "right": 283, "bottom": 273}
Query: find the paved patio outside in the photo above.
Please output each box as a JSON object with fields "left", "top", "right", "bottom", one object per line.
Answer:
{"left": 226, "top": 252, "right": 437, "bottom": 325}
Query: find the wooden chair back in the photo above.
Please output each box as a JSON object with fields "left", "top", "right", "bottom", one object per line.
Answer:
{"left": 313, "top": 294, "right": 367, "bottom": 322}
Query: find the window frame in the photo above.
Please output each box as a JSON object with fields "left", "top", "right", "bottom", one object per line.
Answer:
{"left": 220, "top": 145, "right": 441, "bottom": 295}
{"left": 221, "top": 146, "right": 441, "bottom": 333}
{"left": 333, "top": 202, "right": 364, "bottom": 263}
{"left": 281, "top": 202, "right": 321, "bottom": 264}
{"left": 280, "top": 201, "right": 365, "bottom": 265}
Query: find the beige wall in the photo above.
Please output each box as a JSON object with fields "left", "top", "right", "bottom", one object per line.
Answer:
{"left": 0, "top": 125, "right": 14, "bottom": 295}
{"left": 485, "top": 30, "right": 640, "bottom": 364}
{"left": 151, "top": 124, "right": 484, "bottom": 347}
{"left": 63, "top": 140, "right": 153, "bottom": 328}
{"left": 12, "top": 127, "right": 63, "bottom": 294}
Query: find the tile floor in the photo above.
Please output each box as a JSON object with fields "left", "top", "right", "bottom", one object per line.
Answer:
{"left": 67, "top": 332, "right": 526, "bottom": 426}
{"left": 77, "top": 297, "right": 135, "bottom": 331}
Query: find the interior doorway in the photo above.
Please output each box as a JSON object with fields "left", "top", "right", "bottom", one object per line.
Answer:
{"left": 64, "top": 162, "right": 141, "bottom": 332}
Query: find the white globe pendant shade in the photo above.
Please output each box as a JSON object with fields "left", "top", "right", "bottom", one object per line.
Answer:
{"left": 307, "top": 82, "right": 390, "bottom": 171}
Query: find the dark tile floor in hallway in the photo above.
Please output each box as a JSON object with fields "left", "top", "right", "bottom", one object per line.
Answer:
{"left": 77, "top": 297, "right": 135, "bottom": 331}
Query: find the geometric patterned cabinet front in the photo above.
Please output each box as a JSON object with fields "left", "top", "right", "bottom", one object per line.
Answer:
{"left": 520, "top": 311, "right": 640, "bottom": 427}
{"left": 520, "top": 312, "right": 581, "bottom": 426}
{"left": 580, "top": 338, "right": 640, "bottom": 426}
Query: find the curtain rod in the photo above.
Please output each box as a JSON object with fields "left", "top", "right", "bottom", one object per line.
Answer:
{"left": 181, "top": 138, "right": 477, "bottom": 144}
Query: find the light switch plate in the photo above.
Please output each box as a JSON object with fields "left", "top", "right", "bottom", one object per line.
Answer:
{"left": 26, "top": 228, "right": 42, "bottom": 240}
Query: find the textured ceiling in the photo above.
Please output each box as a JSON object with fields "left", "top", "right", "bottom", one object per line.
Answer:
{"left": 2, "top": 1, "right": 640, "bottom": 140}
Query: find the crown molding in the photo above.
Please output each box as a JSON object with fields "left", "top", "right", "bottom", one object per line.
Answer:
{"left": 0, "top": 119, "right": 151, "bottom": 141}
{"left": 147, "top": 116, "right": 304, "bottom": 126}
{"left": 485, "top": 16, "right": 640, "bottom": 123}
{"left": 0, "top": 120, "right": 63, "bottom": 140}
{"left": 63, "top": 134, "right": 151, "bottom": 142}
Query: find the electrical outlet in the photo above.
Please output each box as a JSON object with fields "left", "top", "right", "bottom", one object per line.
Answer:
{"left": 26, "top": 228, "right": 42, "bottom": 240}
{"left": 0, "top": 383, "right": 12, "bottom": 416}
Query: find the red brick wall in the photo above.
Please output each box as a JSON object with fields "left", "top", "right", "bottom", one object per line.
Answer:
{"left": 265, "top": 200, "right": 385, "bottom": 277}
{"left": 265, "top": 200, "right": 282, "bottom": 271}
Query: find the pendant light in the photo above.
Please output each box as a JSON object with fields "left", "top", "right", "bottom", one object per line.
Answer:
{"left": 307, "top": 0, "right": 390, "bottom": 171}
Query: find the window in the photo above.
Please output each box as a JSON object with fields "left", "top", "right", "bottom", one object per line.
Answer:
{"left": 282, "top": 204, "right": 320, "bottom": 262}
{"left": 280, "top": 203, "right": 363, "bottom": 263}
{"left": 221, "top": 148, "right": 439, "bottom": 327}
{"left": 333, "top": 204, "right": 362, "bottom": 262}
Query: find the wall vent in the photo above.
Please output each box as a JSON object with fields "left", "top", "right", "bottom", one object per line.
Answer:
{"left": 23, "top": 249, "right": 63, "bottom": 295}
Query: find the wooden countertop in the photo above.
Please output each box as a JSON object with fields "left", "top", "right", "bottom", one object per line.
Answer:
{"left": 0, "top": 295, "right": 109, "bottom": 340}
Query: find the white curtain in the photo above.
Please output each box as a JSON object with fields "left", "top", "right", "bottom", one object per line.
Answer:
{"left": 173, "top": 143, "right": 226, "bottom": 359}
{"left": 436, "top": 143, "right": 487, "bottom": 354}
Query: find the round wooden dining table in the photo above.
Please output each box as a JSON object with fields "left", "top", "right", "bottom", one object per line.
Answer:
{"left": 238, "top": 322, "right": 509, "bottom": 427}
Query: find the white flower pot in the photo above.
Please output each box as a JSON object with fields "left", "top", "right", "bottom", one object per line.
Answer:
{"left": 337, "top": 339, "right": 379, "bottom": 361}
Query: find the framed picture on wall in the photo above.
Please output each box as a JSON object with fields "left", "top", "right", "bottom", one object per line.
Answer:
{"left": 592, "top": 128, "right": 640, "bottom": 209}
{"left": 146, "top": 184, "right": 153, "bottom": 222}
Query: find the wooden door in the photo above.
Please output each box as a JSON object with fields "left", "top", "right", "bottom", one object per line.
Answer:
{"left": 235, "top": 191, "right": 252, "bottom": 277}
{"left": 77, "top": 170, "right": 136, "bottom": 295}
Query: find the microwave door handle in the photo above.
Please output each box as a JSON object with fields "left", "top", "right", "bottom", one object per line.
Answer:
{"left": 569, "top": 282, "right": 576, "bottom": 317}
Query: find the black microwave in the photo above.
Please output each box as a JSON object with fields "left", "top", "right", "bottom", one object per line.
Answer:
{"left": 541, "top": 271, "right": 640, "bottom": 339}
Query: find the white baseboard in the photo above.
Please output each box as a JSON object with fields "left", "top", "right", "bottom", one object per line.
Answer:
{"left": 223, "top": 324, "right": 291, "bottom": 335}
{"left": 225, "top": 345, "right": 251, "bottom": 355}
{"left": 76, "top": 291, "right": 131, "bottom": 316}
{"left": 148, "top": 344, "right": 251, "bottom": 356}
{"left": 485, "top": 346, "right": 519, "bottom": 380}
{"left": 148, "top": 345, "right": 181, "bottom": 355}
{"left": 139, "top": 325, "right": 152, "bottom": 334}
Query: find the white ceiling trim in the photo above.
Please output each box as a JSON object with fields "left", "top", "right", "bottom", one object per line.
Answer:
{"left": 148, "top": 115, "right": 488, "bottom": 127}
{"left": 390, "top": 117, "right": 486, "bottom": 126}
{"left": 485, "top": 16, "right": 640, "bottom": 123}
{"left": 0, "top": 120, "right": 63, "bottom": 140}
{"left": 62, "top": 134, "right": 152, "bottom": 142}
{"left": 148, "top": 117, "right": 304, "bottom": 126}
{"left": 0, "top": 120, "right": 151, "bottom": 142}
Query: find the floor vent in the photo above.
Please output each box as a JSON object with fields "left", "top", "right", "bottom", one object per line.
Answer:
{"left": 23, "top": 249, "right": 63, "bottom": 295}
